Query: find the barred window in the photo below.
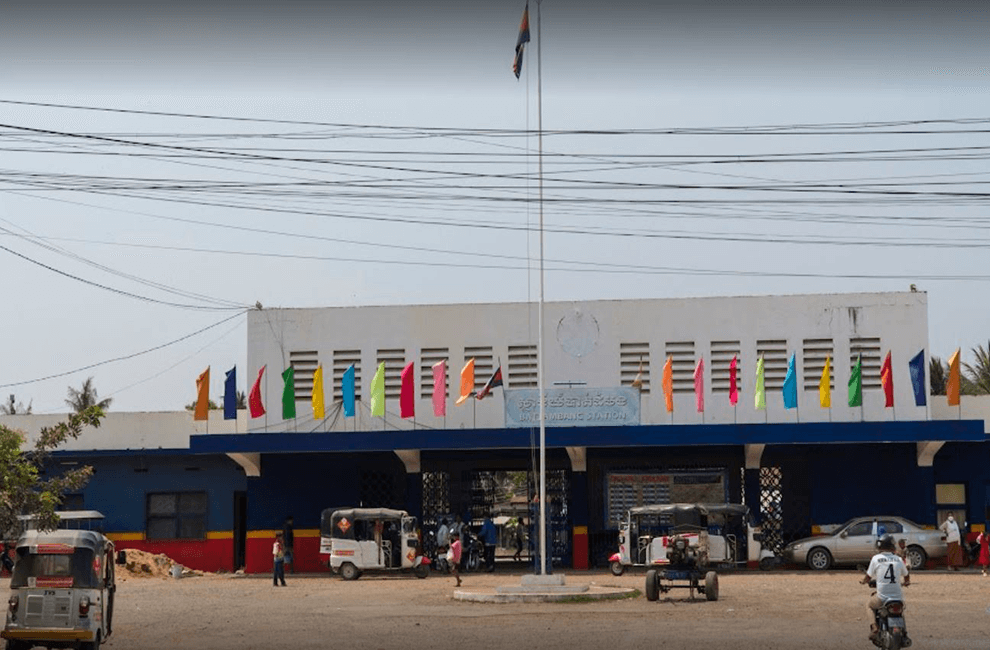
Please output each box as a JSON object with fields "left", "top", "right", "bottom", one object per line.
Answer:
{"left": 147, "top": 492, "right": 208, "bottom": 540}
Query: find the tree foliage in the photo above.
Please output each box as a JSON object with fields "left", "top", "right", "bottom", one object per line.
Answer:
{"left": 962, "top": 341, "right": 990, "bottom": 395}
{"left": 65, "top": 377, "right": 112, "bottom": 413}
{"left": 0, "top": 395, "right": 32, "bottom": 415}
{"left": 929, "top": 356, "right": 946, "bottom": 396}
{"left": 0, "top": 406, "right": 104, "bottom": 536}
{"left": 184, "top": 400, "right": 219, "bottom": 411}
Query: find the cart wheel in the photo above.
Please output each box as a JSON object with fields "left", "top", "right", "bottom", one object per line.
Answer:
{"left": 704, "top": 571, "right": 719, "bottom": 602}
{"left": 610, "top": 560, "right": 625, "bottom": 577}
{"left": 414, "top": 564, "right": 429, "bottom": 579}
{"left": 759, "top": 556, "right": 774, "bottom": 571}
{"left": 340, "top": 562, "right": 360, "bottom": 581}
{"left": 645, "top": 569, "right": 660, "bottom": 601}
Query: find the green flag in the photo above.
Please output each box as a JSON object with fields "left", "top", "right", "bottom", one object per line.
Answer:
{"left": 370, "top": 361, "right": 386, "bottom": 417}
{"left": 755, "top": 356, "right": 766, "bottom": 410}
{"left": 281, "top": 367, "right": 296, "bottom": 419}
{"left": 848, "top": 355, "right": 863, "bottom": 407}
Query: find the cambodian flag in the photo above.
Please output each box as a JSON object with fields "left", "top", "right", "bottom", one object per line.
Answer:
{"left": 513, "top": 2, "right": 531, "bottom": 79}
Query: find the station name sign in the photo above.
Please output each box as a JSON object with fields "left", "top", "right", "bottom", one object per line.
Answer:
{"left": 503, "top": 387, "right": 641, "bottom": 428}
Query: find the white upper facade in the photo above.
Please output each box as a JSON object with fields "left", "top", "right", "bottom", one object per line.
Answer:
{"left": 246, "top": 291, "right": 932, "bottom": 433}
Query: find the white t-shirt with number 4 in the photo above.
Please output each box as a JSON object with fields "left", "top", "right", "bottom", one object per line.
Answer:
{"left": 867, "top": 552, "right": 908, "bottom": 602}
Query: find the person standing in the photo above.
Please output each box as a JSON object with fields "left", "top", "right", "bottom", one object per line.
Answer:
{"left": 272, "top": 533, "right": 287, "bottom": 587}
{"left": 479, "top": 513, "right": 497, "bottom": 572}
{"left": 977, "top": 526, "right": 989, "bottom": 577}
{"left": 436, "top": 518, "right": 450, "bottom": 572}
{"left": 895, "top": 538, "right": 908, "bottom": 565}
{"left": 512, "top": 517, "right": 524, "bottom": 562}
{"left": 940, "top": 514, "right": 963, "bottom": 570}
{"left": 449, "top": 532, "right": 462, "bottom": 587}
{"left": 282, "top": 516, "right": 295, "bottom": 574}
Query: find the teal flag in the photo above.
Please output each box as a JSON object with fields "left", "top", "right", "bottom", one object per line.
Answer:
{"left": 782, "top": 353, "right": 797, "bottom": 409}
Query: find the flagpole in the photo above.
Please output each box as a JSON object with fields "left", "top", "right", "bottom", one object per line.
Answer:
{"left": 535, "top": 0, "right": 548, "bottom": 577}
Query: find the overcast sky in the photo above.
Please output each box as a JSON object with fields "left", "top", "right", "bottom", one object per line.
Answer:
{"left": 0, "top": 0, "right": 987, "bottom": 413}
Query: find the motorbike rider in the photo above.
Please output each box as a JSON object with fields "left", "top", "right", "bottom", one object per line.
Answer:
{"left": 860, "top": 534, "right": 910, "bottom": 646}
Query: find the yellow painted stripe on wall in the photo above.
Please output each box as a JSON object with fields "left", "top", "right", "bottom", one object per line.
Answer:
{"left": 573, "top": 526, "right": 588, "bottom": 535}
{"left": 206, "top": 531, "right": 233, "bottom": 540}
{"left": 247, "top": 530, "right": 280, "bottom": 539}
{"left": 972, "top": 523, "right": 985, "bottom": 532}
{"left": 106, "top": 532, "right": 145, "bottom": 542}
{"left": 294, "top": 529, "right": 320, "bottom": 538}
{"left": 811, "top": 525, "right": 821, "bottom": 535}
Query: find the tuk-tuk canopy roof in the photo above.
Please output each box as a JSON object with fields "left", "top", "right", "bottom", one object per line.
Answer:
{"left": 628, "top": 503, "right": 749, "bottom": 518}
{"left": 330, "top": 508, "right": 409, "bottom": 522}
{"left": 16, "top": 529, "right": 108, "bottom": 553}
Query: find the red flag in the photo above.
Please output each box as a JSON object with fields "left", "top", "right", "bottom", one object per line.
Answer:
{"left": 400, "top": 362, "right": 415, "bottom": 419}
{"left": 729, "top": 355, "right": 739, "bottom": 406}
{"left": 249, "top": 365, "right": 266, "bottom": 419}
{"left": 880, "top": 351, "right": 894, "bottom": 408}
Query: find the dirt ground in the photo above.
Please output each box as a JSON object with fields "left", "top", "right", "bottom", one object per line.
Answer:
{"left": 7, "top": 567, "right": 990, "bottom": 650}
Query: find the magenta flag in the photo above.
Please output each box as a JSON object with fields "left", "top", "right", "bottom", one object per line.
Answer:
{"left": 729, "top": 355, "right": 739, "bottom": 406}
{"left": 694, "top": 356, "right": 705, "bottom": 413}
{"left": 400, "top": 362, "right": 415, "bottom": 419}
{"left": 432, "top": 360, "right": 446, "bottom": 417}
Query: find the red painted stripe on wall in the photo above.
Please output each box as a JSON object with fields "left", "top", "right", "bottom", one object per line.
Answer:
{"left": 245, "top": 535, "right": 331, "bottom": 575}
{"left": 115, "top": 539, "right": 234, "bottom": 574}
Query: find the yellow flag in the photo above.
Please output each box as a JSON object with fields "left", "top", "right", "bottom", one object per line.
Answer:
{"left": 947, "top": 348, "right": 961, "bottom": 406}
{"left": 455, "top": 358, "right": 475, "bottom": 406}
{"left": 312, "top": 365, "right": 325, "bottom": 420}
{"left": 819, "top": 356, "right": 831, "bottom": 408}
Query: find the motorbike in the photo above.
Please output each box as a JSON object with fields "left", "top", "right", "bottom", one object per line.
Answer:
{"left": 866, "top": 580, "right": 911, "bottom": 650}
{"left": 460, "top": 530, "right": 483, "bottom": 573}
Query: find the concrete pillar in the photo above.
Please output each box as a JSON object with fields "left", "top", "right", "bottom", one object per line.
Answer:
{"left": 570, "top": 472, "right": 589, "bottom": 570}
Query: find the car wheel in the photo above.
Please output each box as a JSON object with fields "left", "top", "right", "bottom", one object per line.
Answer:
{"left": 906, "top": 546, "right": 927, "bottom": 571}
{"left": 704, "top": 571, "right": 719, "bottom": 601}
{"left": 610, "top": 560, "right": 625, "bottom": 577}
{"left": 340, "top": 562, "right": 360, "bottom": 581}
{"left": 645, "top": 569, "right": 659, "bottom": 601}
{"left": 807, "top": 547, "right": 833, "bottom": 571}
{"left": 414, "top": 564, "right": 429, "bottom": 579}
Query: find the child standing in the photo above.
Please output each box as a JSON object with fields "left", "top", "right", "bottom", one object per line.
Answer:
{"left": 978, "top": 527, "right": 989, "bottom": 577}
{"left": 449, "top": 532, "right": 462, "bottom": 588}
{"left": 273, "top": 533, "right": 287, "bottom": 586}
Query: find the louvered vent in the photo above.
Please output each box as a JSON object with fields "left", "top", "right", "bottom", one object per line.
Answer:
{"left": 620, "top": 342, "right": 650, "bottom": 393}
{"left": 664, "top": 341, "right": 696, "bottom": 394}
{"left": 508, "top": 345, "right": 537, "bottom": 388}
{"left": 756, "top": 340, "right": 789, "bottom": 391}
{"left": 802, "top": 339, "right": 834, "bottom": 392}
{"left": 850, "top": 337, "right": 882, "bottom": 389}
{"left": 376, "top": 349, "right": 406, "bottom": 399}
{"left": 465, "top": 346, "right": 494, "bottom": 392}
{"left": 711, "top": 340, "right": 741, "bottom": 394}
{"left": 289, "top": 350, "right": 318, "bottom": 401}
{"left": 333, "top": 350, "right": 361, "bottom": 402}
{"left": 420, "top": 348, "right": 449, "bottom": 399}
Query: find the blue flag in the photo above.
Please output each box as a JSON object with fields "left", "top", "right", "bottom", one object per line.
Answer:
{"left": 782, "top": 353, "right": 798, "bottom": 409}
{"left": 223, "top": 366, "right": 237, "bottom": 420}
{"left": 909, "top": 350, "right": 926, "bottom": 407}
{"left": 342, "top": 364, "right": 356, "bottom": 417}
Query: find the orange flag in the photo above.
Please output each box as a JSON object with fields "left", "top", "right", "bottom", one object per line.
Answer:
{"left": 946, "top": 348, "right": 961, "bottom": 406}
{"left": 455, "top": 358, "right": 475, "bottom": 406}
{"left": 194, "top": 366, "right": 210, "bottom": 421}
{"left": 662, "top": 355, "right": 674, "bottom": 413}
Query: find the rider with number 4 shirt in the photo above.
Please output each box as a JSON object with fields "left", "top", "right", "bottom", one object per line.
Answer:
{"left": 861, "top": 534, "right": 911, "bottom": 646}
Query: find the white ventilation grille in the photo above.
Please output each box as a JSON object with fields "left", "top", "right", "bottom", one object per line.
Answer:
{"left": 620, "top": 342, "right": 650, "bottom": 394}
{"left": 420, "top": 348, "right": 449, "bottom": 399}
{"left": 664, "top": 341, "right": 696, "bottom": 394}
{"left": 332, "top": 350, "right": 361, "bottom": 402}
{"left": 802, "top": 339, "right": 834, "bottom": 392}
{"left": 756, "top": 340, "right": 789, "bottom": 391}
{"left": 376, "top": 349, "right": 407, "bottom": 399}
{"left": 465, "top": 346, "right": 494, "bottom": 392}
{"left": 850, "top": 337, "right": 882, "bottom": 389}
{"left": 289, "top": 351, "right": 318, "bottom": 402}
{"left": 710, "top": 340, "right": 741, "bottom": 394}
{"left": 508, "top": 345, "right": 537, "bottom": 388}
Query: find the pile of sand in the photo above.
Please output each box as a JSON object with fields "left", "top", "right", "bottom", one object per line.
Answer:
{"left": 119, "top": 549, "right": 188, "bottom": 579}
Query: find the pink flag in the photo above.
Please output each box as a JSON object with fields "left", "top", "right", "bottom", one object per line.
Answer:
{"left": 729, "top": 355, "right": 739, "bottom": 406}
{"left": 249, "top": 365, "right": 266, "bottom": 419}
{"left": 400, "top": 362, "right": 415, "bottom": 419}
{"left": 432, "top": 360, "right": 446, "bottom": 417}
{"left": 694, "top": 356, "right": 705, "bottom": 413}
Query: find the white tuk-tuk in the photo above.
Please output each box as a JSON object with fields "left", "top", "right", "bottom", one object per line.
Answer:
{"left": 2, "top": 512, "right": 115, "bottom": 650}
{"left": 609, "top": 503, "right": 772, "bottom": 576}
{"left": 320, "top": 508, "right": 431, "bottom": 580}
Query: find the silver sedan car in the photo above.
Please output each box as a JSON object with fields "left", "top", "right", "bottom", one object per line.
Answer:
{"left": 782, "top": 516, "right": 947, "bottom": 571}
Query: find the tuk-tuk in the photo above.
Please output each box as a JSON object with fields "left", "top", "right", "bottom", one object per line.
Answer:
{"left": 609, "top": 503, "right": 767, "bottom": 576}
{"left": 2, "top": 512, "right": 115, "bottom": 649}
{"left": 320, "top": 508, "right": 430, "bottom": 580}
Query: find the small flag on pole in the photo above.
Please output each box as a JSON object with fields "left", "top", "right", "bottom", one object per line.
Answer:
{"left": 728, "top": 355, "right": 738, "bottom": 406}
{"left": 194, "top": 366, "right": 210, "bottom": 421}
{"left": 908, "top": 350, "right": 926, "bottom": 407}
{"left": 342, "top": 364, "right": 356, "bottom": 417}
{"left": 946, "top": 348, "right": 961, "bottom": 406}
{"left": 249, "top": 365, "right": 266, "bottom": 419}
{"left": 782, "top": 353, "right": 797, "bottom": 410}
{"left": 432, "top": 360, "right": 447, "bottom": 417}
{"left": 631, "top": 359, "right": 644, "bottom": 391}
{"left": 476, "top": 365, "right": 503, "bottom": 400}
{"left": 513, "top": 2, "right": 531, "bottom": 79}
{"left": 223, "top": 366, "right": 237, "bottom": 420}
{"left": 662, "top": 355, "right": 673, "bottom": 413}
{"left": 281, "top": 367, "right": 296, "bottom": 420}
{"left": 456, "top": 358, "right": 475, "bottom": 406}
{"left": 693, "top": 356, "right": 704, "bottom": 413}
{"left": 370, "top": 362, "right": 386, "bottom": 417}
{"left": 400, "top": 362, "right": 415, "bottom": 419}
{"left": 312, "top": 365, "right": 326, "bottom": 420}
{"left": 848, "top": 355, "right": 863, "bottom": 407}
{"left": 755, "top": 356, "right": 766, "bottom": 410}
{"left": 819, "top": 356, "right": 831, "bottom": 408}
{"left": 880, "top": 351, "right": 894, "bottom": 408}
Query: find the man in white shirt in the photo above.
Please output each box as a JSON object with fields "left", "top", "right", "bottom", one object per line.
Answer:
{"left": 939, "top": 514, "right": 963, "bottom": 570}
{"left": 436, "top": 518, "right": 450, "bottom": 571}
{"left": 861, "top": 535, "right": 910, "bottom": 646}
